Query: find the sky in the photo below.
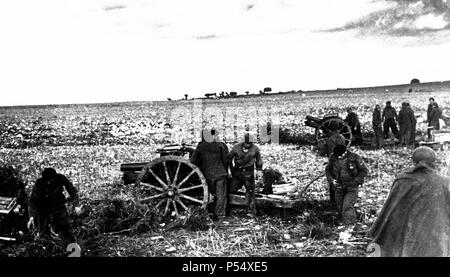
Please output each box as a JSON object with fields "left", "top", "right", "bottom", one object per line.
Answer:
{"left": 0, "top": 0, "right": 449, "bottom": 106}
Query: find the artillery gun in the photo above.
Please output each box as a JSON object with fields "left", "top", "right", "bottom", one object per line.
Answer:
{"left": 304, "top": 114, "right": 352, "bottom": 147}
{"left": 120, "top": 144, "right": 309, "bottom": 217}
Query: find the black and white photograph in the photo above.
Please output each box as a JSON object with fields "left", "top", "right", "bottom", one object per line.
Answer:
{"left": 1, "top": 0, "right": 450, "bottom": 261}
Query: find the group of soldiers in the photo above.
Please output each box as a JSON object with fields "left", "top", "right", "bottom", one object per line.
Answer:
{"left": 190, "top": 130, "right": 263, "bottom": 220}
{"left": 372, "top": 100, "right": 417, "bottom": 148}
{"left": 0, "top": 97, "right": 448, "bottom": 257}
{"left": 340, "top": 98, "right": 443, "bottom": 150}
{"left": 323, "top": 127, "right": 450, "bottom": 257}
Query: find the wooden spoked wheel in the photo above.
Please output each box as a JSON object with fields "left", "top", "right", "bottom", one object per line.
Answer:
{"left": 315, "top": 117, "right": 352, "bottom": 147}
{"left": 135, "top": 156, "right": 209, "bottom": 217}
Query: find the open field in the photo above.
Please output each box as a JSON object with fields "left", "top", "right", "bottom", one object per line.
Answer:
{"left": 0, "top": 84, "right": 450, "bottom": 257}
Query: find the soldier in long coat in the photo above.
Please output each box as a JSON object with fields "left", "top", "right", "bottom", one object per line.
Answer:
{"left": 368, "top": 147, "right": 450, "bottom": 257}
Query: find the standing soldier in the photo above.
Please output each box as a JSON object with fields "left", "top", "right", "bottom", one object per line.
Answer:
{"left": 382, "top": 101, "right": 399, "bottom": 140}
{"left": 325, "top": 145, "right": 368, "bottom": 225}
{"left": 427, "top": 97, "right": 436, "bottom": 123}
{"left": 428, "top": 102, "right": 441, "bottom": 131}
{"left": 27, "top": 168, "right": 81, "bottom": 243}
{"left": 190, "top": 128, "right": 229, "bottom": 220}
{"left": 372, "top": 105, "right": 384, "bottom": 149}
{"left": 398, "top": 102, "right": 413, "bottom": 147}
{"left": 228, "top": 133, "right": 263, "bottom": 216}
{"left": 368, "top": 147, "right": 450, "bottom": 256}
{"left": 344, "top": 108, "right": 362, "bottom": 145}
{"left": 407, "top": 103, "right": 417, "bottom": 146}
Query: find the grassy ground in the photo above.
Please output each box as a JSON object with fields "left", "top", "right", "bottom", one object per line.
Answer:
{"left": 0, "top": 88, "right": 449, "bottom": 256}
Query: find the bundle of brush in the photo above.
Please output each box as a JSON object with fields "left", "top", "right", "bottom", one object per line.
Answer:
{"left": 165, "top": 206, "right": 210, "bottom": 231}
{"left": 184, "top": 207, "right": 210, "bottom": 231}
{"left": 0, "top": 234, "right": 68, "bottom": 257}
{"left": 279, "top": 127, "right": 316, "bottom": 145}
{"left": 261, "top": 168, "right": 283, "bottom": 194}
{"left": 72, "top": 196, "right": 160, "bottom": 238}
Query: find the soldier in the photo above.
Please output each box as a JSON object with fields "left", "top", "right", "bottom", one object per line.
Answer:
{"left": 27, "top": 168, "right": 81, "bottom": 243}
{"left": 407, "top": 103, "right": 417, "bottom": 146}
{"left": 372, "top": 104, "right": 384, "bottom": 149}
{"left": 344, "top": 108, "right": 362, "bottom": 144}
{"left": 325, "top": 121, "right": 346, "bottom": 157}
{"left": 398, "top": 102, "right": 414, "bottom": 147}
{"left": 325, "top": 145, "right": 368, "bottom": 224}
{"left": 190, "top": 128, "right": 229, "bottom": 220}
{"left": 368, "top": 147, "right": 450, "bottom": 256}
{"left": 382, "top": 101, "right": 399, "bottom": 139}
{"left": 427, "top": 97, "right": 436, "bottom": 123}
{"left": 228, "top": 133, "right": 263, "bottom": 216}
{"left": 428, "top": 102, "right": 441, "bottom": 131}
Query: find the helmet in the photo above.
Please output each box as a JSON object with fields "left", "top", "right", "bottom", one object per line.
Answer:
{"left": 412, "top": 147, "right": 437, "bottom": 165}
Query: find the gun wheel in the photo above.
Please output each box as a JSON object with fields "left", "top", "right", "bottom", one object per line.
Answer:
{"left": 135, "top": 156, "right": 209, "bottom": 217}
{"left": 316, "top": 117, "right": 352, "bottom": 147}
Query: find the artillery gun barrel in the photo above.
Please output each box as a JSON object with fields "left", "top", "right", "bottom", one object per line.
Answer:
{"left": 120, "top": 163, "right": 148, "bottom": 172}
{"left": 304, "top": 115, "right": 322, "bottom": 129}
{"left": 305, "top": 115, "right": 322, "bottom": 122}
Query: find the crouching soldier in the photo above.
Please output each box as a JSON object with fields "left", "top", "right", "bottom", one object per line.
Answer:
{"left": 325, "top": 145, "right": 368, "bottom": 224}
{"left": 27, "top": 168, "right": 81, "bottom": 243}
{"left": 228, "top": 133, "right": 263, "bottom": 216}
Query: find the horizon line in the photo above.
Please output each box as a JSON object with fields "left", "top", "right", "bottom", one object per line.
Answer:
{"left": 1, "top": 79, "right": 449, "bottom": 108}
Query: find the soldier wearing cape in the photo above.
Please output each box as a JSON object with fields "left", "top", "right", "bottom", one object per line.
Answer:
{"left": 368, "top": 147, "right": 450, "bottom": 257}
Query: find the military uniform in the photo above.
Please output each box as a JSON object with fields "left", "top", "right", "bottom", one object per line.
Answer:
{"left": 398, "top": 105, "right": 415, "bottom": 146}
{"left": 372, "top": 109, "right": 384, "bottom": 148}
{"left": 409, "top": 106, "right": 417, "bottom": 145}
{"left": 190, "top": 140, "right": 229, "bottom": 218}
{"left": 325, "top": 151, "right": 368, "bottom": 224}
{"left": 428, "top": 104, "right": 441, "bottom": 131}
{"left": 29, "top": 172, "right": 79, "bottom": 242}
{"left": 369, "top": 147, "right": 450, "bottom": 256}
{"left": 345, "top": 112, "right": 362, "bottom": 144}
{"left": 382, "top": 106, "right": 399, "bottom": 139}
{"left": 228, "top": 142, "right": 263, "bottom": 215}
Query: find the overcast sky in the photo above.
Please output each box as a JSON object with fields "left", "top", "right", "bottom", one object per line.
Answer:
{"left": 1, "top": 0, "right": 449, "bottom": 106}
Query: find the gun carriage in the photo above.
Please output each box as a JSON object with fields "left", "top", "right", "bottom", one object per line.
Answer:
{"left": 304, "top": 114, "right": 352, "bottom": 147}
{"left": 120, "top": 144, "right": 307, "bottom": 217}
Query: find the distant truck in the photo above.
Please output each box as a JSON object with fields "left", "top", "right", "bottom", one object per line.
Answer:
{"left": 204, "top": 93, "right": 217, "bottom": 99}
